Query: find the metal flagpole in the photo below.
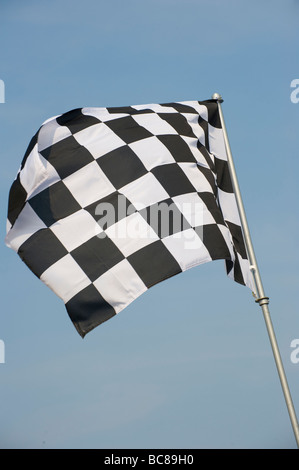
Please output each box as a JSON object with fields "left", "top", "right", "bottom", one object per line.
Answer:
{"left": 212, "top": 93, "right": 299, "bottom": 448}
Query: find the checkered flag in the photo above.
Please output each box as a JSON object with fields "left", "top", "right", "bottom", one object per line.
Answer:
{"left": 5, "top": 99, "right": 254, "bottom": 337}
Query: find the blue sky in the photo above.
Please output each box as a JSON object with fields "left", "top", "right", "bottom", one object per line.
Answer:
{"left": 0, "top": 0, "right": 298, "bottom": 449}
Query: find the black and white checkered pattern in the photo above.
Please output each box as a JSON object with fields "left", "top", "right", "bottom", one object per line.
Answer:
{"left": 5, "top": 99, "right": 255, "bottom": 337}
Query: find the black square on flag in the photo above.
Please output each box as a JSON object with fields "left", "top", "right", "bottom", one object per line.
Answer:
{"left": 28, "top": 181, "right": 82, "bottom": 227}
{"left": 18, "top": 229, "right": 68, "bottom": 278}
{"left": 71, "top": 235, "right": 125, "bottom": 282}
{"left": 127, "top": 240, "right": 182, "bottom": 288}
{"left": 40, "top": 135, "right": 94, "bottom": 179}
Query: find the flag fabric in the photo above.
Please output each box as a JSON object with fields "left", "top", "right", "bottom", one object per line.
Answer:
{"left": 5, "top": 99, "right": 255, "bottom": 337}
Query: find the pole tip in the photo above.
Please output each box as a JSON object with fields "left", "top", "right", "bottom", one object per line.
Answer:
{"left": 212, "top": 93, "right": 223, "bottom": 102}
